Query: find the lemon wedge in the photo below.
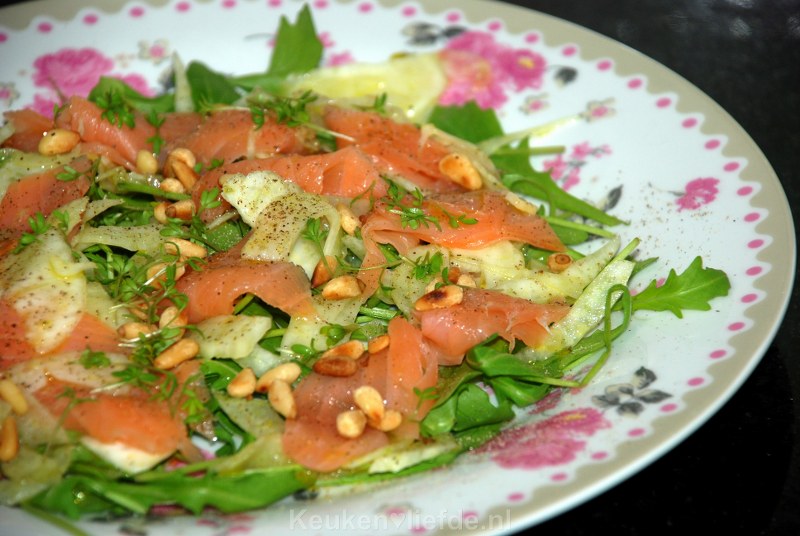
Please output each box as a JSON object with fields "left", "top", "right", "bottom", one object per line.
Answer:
{"left": 284, "top": 53, "right": 447, "bottom": 122}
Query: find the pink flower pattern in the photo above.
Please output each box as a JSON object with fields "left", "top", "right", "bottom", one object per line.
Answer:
{"left": 675, "top": 177, "right": 720, "bottom": 210}
{"left": 543, "top": 141, "right": 611, "bottom": 191}
{"left": 478, "top": 408, "right": 611, "bottom": 470}
{"left": 439, "top": 31, "right": 546, "bottom": 109}
{"left": 28, "top": 48, "right": 154, "bottom": 116}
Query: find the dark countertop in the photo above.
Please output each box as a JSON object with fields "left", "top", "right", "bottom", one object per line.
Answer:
{"left": 0, "top": 0, "right": 797, "bottom": 534}
{"left": 503, "top": 1, "right": 800, "bottom": 535}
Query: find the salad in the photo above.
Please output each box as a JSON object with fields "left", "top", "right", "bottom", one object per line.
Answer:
{"left": 0, "top": 5, "right": 731, "bottom": 532}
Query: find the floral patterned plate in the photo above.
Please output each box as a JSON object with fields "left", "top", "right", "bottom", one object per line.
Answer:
{"left": 0, "top": 0, "right": 794, "bottom": 534}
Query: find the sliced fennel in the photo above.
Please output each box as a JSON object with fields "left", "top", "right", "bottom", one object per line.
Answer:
{"left": 190, "top": 314, "right": 272, "bottom": 360}
{"left": 0, "top": 228, "right": 89, "bottom": 353}
{"left": 497, "top": 236, "right": 621, "bottom": 302}
{"left": 534, "top": 239, "right": 638, "bottom": 357}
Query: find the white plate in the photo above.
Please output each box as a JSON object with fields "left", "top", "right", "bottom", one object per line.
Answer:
{"left": 0, "top": 0, "right": 795, "bottom": 534}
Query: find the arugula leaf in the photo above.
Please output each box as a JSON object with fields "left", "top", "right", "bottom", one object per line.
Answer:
{"left": 428, "top": 101, "right": 504, "bottom": 143}
{"left": 88, "top": 76, "right": 174, "bottom": 115}
{"left": 186, "top": 61, "right": 241, "bottom": 111}
{"left": 29, "top": 468, "right": 314, "bottom": 518}
{"left": 503, "top": 170, "right": 625, "bottom": 227}
{"left": 266, "top": 5, "right": 323, "bottom": 78}
{"left": 631, "top": 256, "right": 731, "bottom": 318}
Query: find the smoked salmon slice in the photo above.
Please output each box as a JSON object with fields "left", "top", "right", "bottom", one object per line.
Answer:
{"left": 324, "top": 106, "right": 463, "bottom": 193}
{"left": 357, "top": 189, "right": 565, "bottom": 295}
{"left": 35, "top": 379, "right": 188, "bottom": 456}
{"left": 283, "top": 317, "right": 437, "bottom": 472}
{"left": 0, "top": 156, "right": 92, "bottom": 237}
{"left": 164, "top": 109, "right": 312, "bottom": 165}
{"left": 175, "top": 248, "right": 315, "bottom": 323}
{"left": 0, "top": 298, "right": 123, "bottom": 370}
{"left": 54, "top": 96, "right": 156, "bottom": 170}
{"left": 190, "top": 146, "right": 386, "bottom": 223}
{"left": 415, "top": 288, "right": 571, "bottom": 365}
{"left": 1, "top": 109, "right": 54, "bottom": 153}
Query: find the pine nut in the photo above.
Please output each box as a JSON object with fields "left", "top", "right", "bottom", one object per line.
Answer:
{"left": 414, "top": 284, "right": 464, "bottom": 311}
{"left": 165, "top": 148, "right": 197, "bottom": 175}
{"left": 170, "top": 159, "right": 198, "bottom": 190}
{"left": 312, "top": 356, "right": 359, "bottom": 377}
{"left": 136, "top": 149, "right": 158, "bottom": 175}
{"left": 504, "top": 191, "right": 538, "bottom": 215}
{"left": 268, "top": 379, "right": 297, "bottom": 419}
{"left": 0, "top": 415, "right": 19, "bottom": 462}
{"left": 165, "top": 199, "right": 195, "bottom": 220}
{"left": 320, "top": 340, "right": 365, "bottom": 361}
{"left": 547, "top": 253, "right": 573, "bottom": 273}
{"left": 367, "top": 334, "right": 390, "bottom": 354}
{"left": 321, "top": 275, "right": 365, "bottom": 300}
{"left": 153, "top": 338, "right": 200, "bottom": 370}
{"left": 146, "top": 262, "right": 186, "bottom": 286}
{"left": 456, "top": 273, "right": 477, "bottom": 288}
{"left": 438, "top": 153, "right": 483, "bottom": 190}
{"left": 117, "top": 322, "right": 154, "bottom": 340}
{"left": 227, "top": 368, "right": 257, "bottom": 398}
{"left": 374, "top": 409, "right": 403, "bottom": 432}
{"left": 38, "top": 128, "right": 80, "bottom": 156}
{"left": 159, "top": 177, "right": 186, "bottom": 194}
{"left": 311, "top": 256, "right": 338, "bottom": 288}
{"left": 164, "top": 238, "right": 208, "bottom": 259}
{"left": 153, "top": 201, "right": 169, "bottom": 224}
{"left": 158, "top": 306, "right": 187, "bottom": 330}
{"left": 336, "top": 203, "right": 360, "bottom": 235}
{"left": 0, "top": 379, "right": 29, "bottom": 415}
{"left": 336, "top": 409, "right": 366, "bottom": 438}
{"left": 353, "top": 385, "right": 385, "bottom": 424}
{"left": 255, "top": 362, "right": 302, "bottom": 393}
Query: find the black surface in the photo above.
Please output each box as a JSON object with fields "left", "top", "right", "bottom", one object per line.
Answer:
{"left": 502, "top": 1, "right": 800, "bottom": 535}
{"left": 0, "top": 0, "right": 797, "bottom": 534}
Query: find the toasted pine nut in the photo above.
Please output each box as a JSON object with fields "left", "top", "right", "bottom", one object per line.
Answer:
{"left": 547, "top": 253, "right": 573, "bottom": 273}
{"left": 311, "top": 256, "right": 338, "bottom": 288}
{"left": 414, "top": 284, "right": 464, "bottom": 311}
{"left": 0, "top": 416, "right": 19, "bottom": 461}
{"left": 159, "top": 177, "right": 186, "bottom": 194}
{"left": 153, "top": 201, "right": 169, "bottom": 224}
{"left": 504, "top": 191, "right": 538, "bottom": 215}
{"left": 136, "top": 149, "right": 158, "bottom": 175}
{"left": 0, "top": 379, "right": 29, "bottom": 415}
{"left": 438, "top": 153, "right": 483, "bottom": 190}
{"left": 158, "top": 306, "right": 187, "bottom": 330}
{"left": 336, "top": 409, "right": 367, "bottom": 438}
{"left": 255, "top": 362, "right": 302, "bottom": 393}
{"left": 456, "top": 273, "right": 477, "bottom": 288}
{"left": 165, "top": 199, "right": 195, "bottom": 220}
{"left": 126, "top": 303, "right": 150, "bottom": 321}
{"left": 38, "top": 128, "right": 80, "bottom": 156}
{"left": 117, "top": 321, "right": 154, "bottom": 340}
{"left": 268, "top": 379, "right": 297, "bottom": 419}
{"left": 321, "top": 275, "right": 365, "bottom": 300}
{"left": 336, "top": 203, "right": 360, "bottom": 235}
{"left": 146, "top": 262, "right": 186, "bottom": 286}
{"left": 353, "top": 385, "right": 385, "bottom": 424}
{"left": 164, "top": 238, "right": 208, "bottom": 259}
{"left": 170, "top": 159, "right": 198, "bottom": 190}
{"left": 165, "top": 148, "right": 197, "bottom": 175}
{"left": 312, "top": 356, "right": 359, "bottom": 377}
{"left": 227, "top": 368, "right": 257, "bottom": 398}
{"left": 367, "top": 334, "right": 390, "bottom": 354}
{"left": 153, "top": 338, "right": 200, "bottom": 370}
{"left": 424, "top": 276, "right": 444, "bottom": 294}
{"left": 320, "top": 340, "right": 365, "bottom": 361}
{"left": 374, "top": 409, "right": 403, "bottom": 432}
